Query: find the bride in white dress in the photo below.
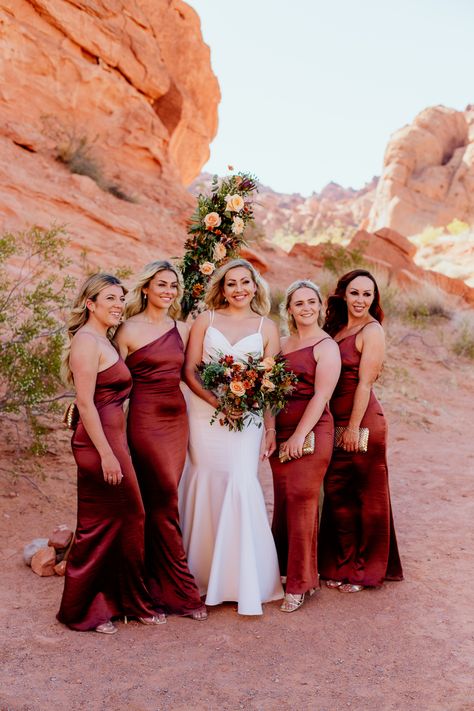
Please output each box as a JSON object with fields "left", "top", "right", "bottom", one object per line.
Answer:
{"left": 179, "top": 259, "right": 284, "bottom": 615}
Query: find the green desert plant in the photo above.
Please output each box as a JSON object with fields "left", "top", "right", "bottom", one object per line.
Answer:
{"left": 401, "top": 283, "right": 452, "bottom": 325}
{"left": 42, "top": 116, "right": 134, "bottom": 202}
{"left": 0, "top": 226, "right": 75, "bottom": 453}
{"left": 452, "top": 316, "right": 474, "bottom": 359}
{"left": 320, "top": 241, "right": 368, "bottom": 275}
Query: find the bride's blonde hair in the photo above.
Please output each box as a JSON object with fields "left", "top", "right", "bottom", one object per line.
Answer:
{"left": 125, "top": 260, "right": 183, "bottom": 320}
{"left": 282, "top": 279, "right": 324, "bottom": 333}
{"left": 204, "top": 258, "right": 270, "bottom": 316}
{"left": 61, "top": 273, "right": 126, "bottom": 387}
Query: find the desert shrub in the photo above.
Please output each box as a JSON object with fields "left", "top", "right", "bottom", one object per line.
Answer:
{"left": 0, "top": 226, "right": 75, "bottom": 453}
{"left": 321, "top": 241, "right": 368, "bottom": 275}
{"left": 42, "top": 116, "right": 133, "bottom": 201}
{"left": 452, "top": 316, "right": 474, "bottom": 359}
{"left": 401, "top": 283, "right": 452, "bottom": 325}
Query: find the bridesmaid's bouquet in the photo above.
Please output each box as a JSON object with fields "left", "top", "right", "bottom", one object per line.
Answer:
{"left": 198, "top": 354, "right": 298, "bottom": 432}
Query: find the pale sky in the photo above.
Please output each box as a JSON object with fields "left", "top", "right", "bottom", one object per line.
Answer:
{"left": 188, "top": 0, "right": 473, "bottom": 196}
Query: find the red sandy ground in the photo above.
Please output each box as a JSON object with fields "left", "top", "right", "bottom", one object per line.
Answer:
{"left": 0, "top": 320, "right": 473, "bottom": 711}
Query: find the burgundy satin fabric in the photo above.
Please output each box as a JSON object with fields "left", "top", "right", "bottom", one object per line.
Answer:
{"left": 270, "top": 344, "right": 334, "bottom": 594}
{"left": 126, "top": 325, "right": 203, "bottom": 614}
{"left": 318, "top": 332, "right": 403, "bottom": 587}
{"left": 57, "top": 359, "right": 154, "bottom": 630}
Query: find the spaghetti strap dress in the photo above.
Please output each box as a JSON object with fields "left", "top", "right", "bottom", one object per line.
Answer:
{"left": 57, "top": 358, "right": 155, "bottom": 630}
{"left": 270, "top": 340, "right": 334, "bottom": 594}
{"left": 179, "top": 312, "right": 283, "bottom": 615}
{"left": 318, "top": 329, "right": 403, "bottom": 587}
{"left": 126, "top": 324, "right": 203, "bottom": 615}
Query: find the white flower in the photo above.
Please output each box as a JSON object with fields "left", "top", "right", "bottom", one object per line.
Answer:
{"left": 213, "top": 242, "right": 227, "bottom": 261}
{"left": 231, "top": 216, "right": 245, "bottom": 235}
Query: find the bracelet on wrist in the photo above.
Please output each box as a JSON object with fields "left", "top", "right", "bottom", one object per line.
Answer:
{"left": 265, "top": 427, "right": 276, "bottom": 435}
{"left": 346, "top": 426, "right": 359, "bottom": 433}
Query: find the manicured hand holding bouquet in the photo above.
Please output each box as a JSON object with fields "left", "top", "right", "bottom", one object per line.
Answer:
{"left": 198, "top": 354, "right": 298, "bottom": 432}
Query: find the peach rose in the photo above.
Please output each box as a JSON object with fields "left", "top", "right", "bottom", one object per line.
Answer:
{"left": 225, "top": 194, "right": 245, "bottom": 212}
{"left": 261, "top": 377, "right": 276, "bottom": 391}
{"left": 199, "top": 261, "right": 215, "bottom": 276}
{"left": 229, "top": 380, "right": 246, "bottom": 397}
{"left": 204, "top": 212, "right": 222, "bottom": 229}
{"left": 213, "top": 242, "right": 227, "bottom": 261}
{"left": 261, "top": 356, "right": 275, "bottom": 372}
{"left": 231, "top": 216, "right": 245, "bottom": 235}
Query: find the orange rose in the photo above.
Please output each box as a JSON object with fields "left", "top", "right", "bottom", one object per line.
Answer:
{"left": 261, "top": 377, "right": 276, "bottom": 391}
{"left": 204, "top": 212, "right": 222, "bottom": 229}
{"left": 199, "top": 261, "right": 215, "bottom": 276}
{"left": 229, "top": 381, "right": 246, "bottom": 397}
{"left": 261, "top": 356, "right": 275, "bottom": 372}
{"left": 225, "top": 194, "right": 245, "bottom": 212}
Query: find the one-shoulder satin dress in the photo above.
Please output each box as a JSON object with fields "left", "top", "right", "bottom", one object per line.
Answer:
{"left": 270, "top": 341, "right": 334, "bottom": 594}
{"left": 318, "top": 330, "right": 403, "bottom": 587}
{"left": 57, "top": 358, "right": 155, "bottom": 630}
{"left": 126, "top": 325, "right": 203, "bottom": 615}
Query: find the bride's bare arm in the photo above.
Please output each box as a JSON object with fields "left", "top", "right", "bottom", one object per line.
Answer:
{"left": 183, "top": 312, "right": 219, "bottom": 408}
{"left": 262, "top": 318, "right": 280, "bottom": 459}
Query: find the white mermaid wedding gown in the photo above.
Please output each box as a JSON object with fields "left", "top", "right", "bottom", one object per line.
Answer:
{"left": 179, "top": 314, "right": 283, "bottom": 615}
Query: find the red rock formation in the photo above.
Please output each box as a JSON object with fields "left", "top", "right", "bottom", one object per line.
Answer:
{"left": 0, "top": 0, "right": 219, "bottom": 274}
{"left": 368, "top": 105, "right": 474, "bottom": 236}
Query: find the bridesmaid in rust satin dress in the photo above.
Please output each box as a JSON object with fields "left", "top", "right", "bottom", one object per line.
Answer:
{"left": 116, "top": 261, "right": 206, "bottom": 620}
{"left": 57, "top": 274, "right": 161, "bottom": 634}
{"left": 318, "top": 270, "right": 403, "bottom": 592}
{"left": 271, "top": 280, "right": 341, "bottom": 613}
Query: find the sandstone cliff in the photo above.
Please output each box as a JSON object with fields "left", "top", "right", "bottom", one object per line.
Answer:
{"left": 368, "top": 105, "right": 474, "bottom": 236}
{"left": 0, "top": 0, "right": 219, "bottom": 272}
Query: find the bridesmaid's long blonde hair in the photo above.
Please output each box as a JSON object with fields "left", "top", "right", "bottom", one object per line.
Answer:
{"left": 204, "top": 258, "right": 271, "bottom": 316}
{"left": 61, "top": 273, "right": 126, "bottom": 387}
{"left": 283, "top": 279, "right": 324, "bottom": 333}
{"left": 125, "top": 260, "right": 183, "bottom": 320}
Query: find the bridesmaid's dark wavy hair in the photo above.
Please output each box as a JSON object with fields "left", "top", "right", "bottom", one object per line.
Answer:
{"left": 323, "top": 269, "right": 384, "bottom": 337}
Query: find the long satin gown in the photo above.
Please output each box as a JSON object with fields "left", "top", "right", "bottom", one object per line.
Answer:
{"left": 179, "top": 314, "right": 283, "bottom": 615}
{"left": 126, "top": 325, "right": 203, "bottom": 615}
{"left": 270, "top": 341, "right": 334, "bottom": 594}
{"left": 57, "top": 358, "right": 155, "bottom": 630}
{"left": 318, "top": 330, "right": 403, "bottom": 587}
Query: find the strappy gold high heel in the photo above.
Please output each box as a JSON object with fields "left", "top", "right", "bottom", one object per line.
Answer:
{"left": 95, "top": 621, "right": 118, "bottom": 635}
{"left": 338, "top": 584, "right": 364, "bottom": 593}
{"left": 280, "top": 587, "right": 316, "bottom": 613}
{"left": 137, "top": 614, "right": 167, "bottom": 625}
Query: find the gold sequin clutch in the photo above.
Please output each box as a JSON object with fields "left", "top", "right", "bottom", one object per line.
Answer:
{"left": 279, "top": 431, "right": 315, "bottom": 463}
{"left": 334, "top": 426, "right": 369, "bottom": 452}
{"left": 63, "top": 401, "right": 79, "bottom": 430}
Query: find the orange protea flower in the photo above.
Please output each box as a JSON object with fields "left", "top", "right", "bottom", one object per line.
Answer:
{"left": 192, "top": 283, "right": 204, "bottom": 297}
{"left": 242, "top": 379, "right": 252, "bottom": 390}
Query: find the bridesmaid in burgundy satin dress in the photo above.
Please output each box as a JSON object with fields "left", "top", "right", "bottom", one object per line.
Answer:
{"left": 57, "top": 274, "right": 162, "bottom": 634}
{"left": 271, "top": 280, "right": 341, "bottom": 613}
{"left": 318, "top": 270, "right": 403, "bottom": 592}
{"left": 116, "top": 261, "right": 206, "bottom": 620}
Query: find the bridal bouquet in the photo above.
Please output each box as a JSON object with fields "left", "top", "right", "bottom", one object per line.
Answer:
{"left": 198, "top": 353, "right": 298, "bottom": 432}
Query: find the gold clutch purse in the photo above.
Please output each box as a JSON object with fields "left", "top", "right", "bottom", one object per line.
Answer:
{"left": 279, "top": 431, "right": 315, "bottom": 463}
{"left": 334, "top": 426, "right": 369, "bottom": 452}
{"left": 63, "top": 401, "right": 79, "bottom": 430}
